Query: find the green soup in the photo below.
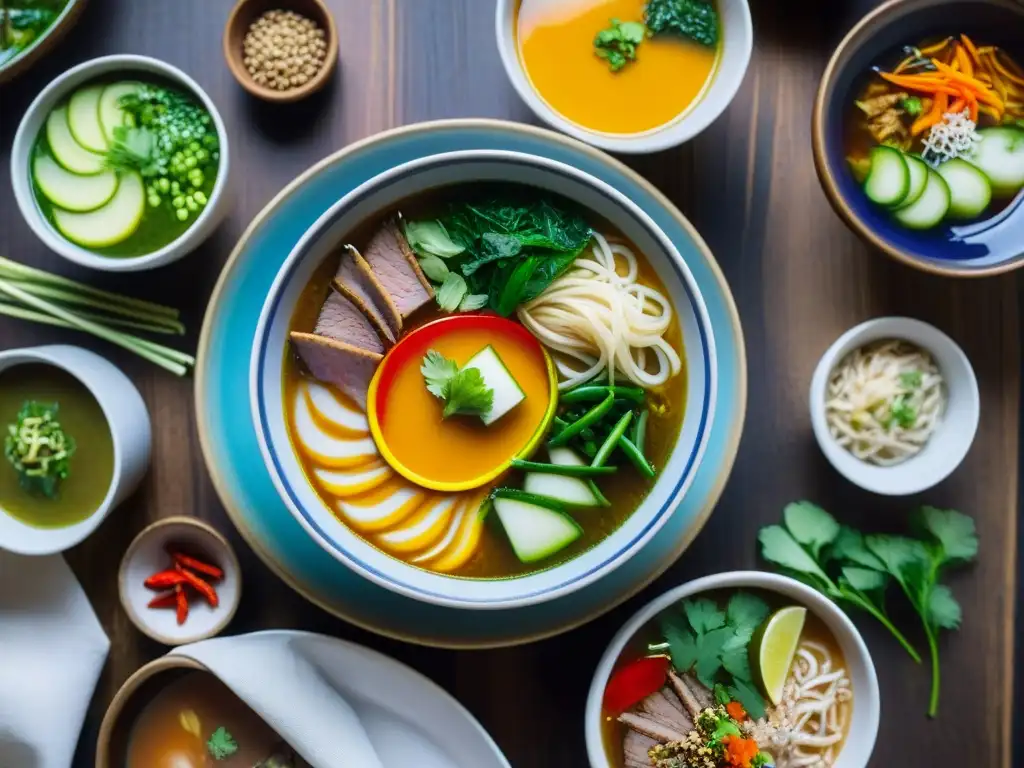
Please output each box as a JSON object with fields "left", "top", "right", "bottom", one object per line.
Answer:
{"left": 0, "top": 364, "right": 114, "bottom": 528}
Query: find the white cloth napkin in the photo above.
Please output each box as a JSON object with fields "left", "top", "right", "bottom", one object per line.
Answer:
{"left": 171, "top": 632, "right": 385, "bottom": 768}
{"left": 0, "top": 551, "right": 110, "bottom": 768}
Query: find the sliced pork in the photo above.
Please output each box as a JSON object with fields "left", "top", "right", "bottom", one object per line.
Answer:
{"left": 361, "top": 219, "right": 434, "bottom": 318}
{"left": 289, "top": 332, "right": 381, "bottom": 410}
{"left": 641, "top": 690, "right": 694, "bottom": 734}
{"left": 623, "top": 730, "right": 659, "bottom": 768}
{"left": 313, "top": 290, "right": 387, "bottom": 355}
{"left": 618, "top": 711, "right": 687, "bottom": 743}
{"left": 334, "top": 245, "right": 401, "bottom": 343}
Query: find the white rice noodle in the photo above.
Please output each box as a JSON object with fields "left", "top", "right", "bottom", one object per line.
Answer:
{"left": 744, "top": 640, "right": 853, "bottom": 768}
{"left": 516, "top": 232, "right": 682, "bottom": 390}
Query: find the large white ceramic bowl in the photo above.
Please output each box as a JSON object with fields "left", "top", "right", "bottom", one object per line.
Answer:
{"left": 10, "top": 54, "right": 231, "bottom": 273}
{"left": 251, "top": 149, "right": 718, "bottom": 609}
{"left": 809, "top": 317, "right": 979, "bottom": 496}
{"left": 495, "top": 0, "right": 753, "bottom": 153}
{"left": 0, "top": 345, "right": 152, "bottom": 555}
{"left": 586, "top": 571, "right": 880, "bottom": 768}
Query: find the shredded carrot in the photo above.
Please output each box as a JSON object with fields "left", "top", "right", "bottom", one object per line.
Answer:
{"left": 948, "top": 97, "right": 966, "bottom": 114}
{"left": 912, "top": 92, "right": 948, "bottom": 135}
{"left": 920, "top": 38, "right": 953, "bottom": 56}
{"left": 996, "top": 48, "right": 1024, "bottom": 79}
{"left": 967, "top": 94, "right": 979, "bottom": 122}
{"left": 726, "top": 701, "right": 748, "bottom": 722}
{"left": 932, "top": 60, "right": 1005, "bottom": 109}
{"left": 722, "top": 735, "right": 761, "bottom": 768}
{"left": 955, "top": 44, "right": 974, "bottom": 77}
{"left": 879, "top": 72, "right": 961, "bottom": 97}
{"left": 989, "top": 51, "right": 1024, "bottom": 88}
{"left": 960, "top": 34, "right": 981, "bottom": 65}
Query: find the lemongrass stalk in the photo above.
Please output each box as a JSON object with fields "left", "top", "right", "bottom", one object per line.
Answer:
{"left": 128, "top": 336, "right": 196, "bottom": 367}
{"left": 0, "top": 279, "right": 187, "bottom": 376}
{"left": 0, "top": 301, "right": 181, "bottom": 336}
{"left": 9, "top": 282, "right": 185, "bottom": 333}
{"left": 0, "top": 257, "right": 180, "bottom": 319}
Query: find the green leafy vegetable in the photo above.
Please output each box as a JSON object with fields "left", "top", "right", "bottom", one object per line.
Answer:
{"left": 206, "top": 726, "right": 238, "bottom": 761}
{"left": 401, "top": 219, "right": 465, "bottom": 258}
{"left": 887, "top": 394, "right": 917, "bottom": 428}
{"left": 4, "top": 400, "right": 74, "bottom": 498}
{"left": 594, "top": 18, "right": 646, "bottom": 72}
{"left": 420, "top": 350, "right": 494, "bottom": 419}
{"left": 458, "top": 293, "right": 489, "bottom": 312}
{"left": 436, "top": 272, "right": 468, "bottom": 312}
{"left": 417, "top": 254, "right": 450, "bottom": 283}
{"left": 645, "top": 0, "right": 720, "bottom": 47}
{"left": 759, "top": 502, "right": 979, "bottom": 717}
{"left": 901, "top": 96, "right": 924, "bottom": 116}
{"left": 899, "top": 370, "right": 923, "bottom": 388}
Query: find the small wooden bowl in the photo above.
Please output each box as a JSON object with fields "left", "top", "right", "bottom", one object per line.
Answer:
{"left": 223, "top": 0, "right": 338, "bottom": 103}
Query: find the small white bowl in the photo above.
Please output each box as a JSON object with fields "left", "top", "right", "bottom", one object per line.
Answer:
{"left": 585, "top": 571, "right": 880, "bottom": 768}
{"left": 11, "top": 54, "right": 231, "bottom": 273}
{"left": 0, "top": 345, "right": 152, "bottom": 555}
{"left": 119, "top": 517, "right": 242, "bottom": 645}
{"left": 495, "top": 0, "right": 753, "bottom": 153}
{"left": 809, "top": 317, "right": 979, "bottom": 496}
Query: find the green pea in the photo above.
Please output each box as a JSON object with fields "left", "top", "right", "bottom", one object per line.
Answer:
{"left": 190, "top": 175, "right": 204, "bottom": 188}
{"left": 195, "top": 149, "right": 208, "bottom": 163}
{"left": 185, "top": 156, "right": 197, "bottom": 169}
{"left": 172, "top": 196, "right": 185, "bottom": 209}
{"left": 194, "top": 191, "right": 208, "bottom": 205}
{"left": 171, "top": 181, "right": 181, "bottom": 195}
{"left": 185, "top": 196, "right": 198, "bottom": 212}
{"left": 148, "top": 195, "right": 161, "bottom": 208}
{"left": 173, "top": 152, "right": 184, "bottom": 163}
{"left": 189, "top": 141, "right": 201, "bottom": 152}
{"left": 175, "top": 208, "right": 189, "bottom": 222}
{"left": 157, "top": 178, "right": 170, "bottom": 193}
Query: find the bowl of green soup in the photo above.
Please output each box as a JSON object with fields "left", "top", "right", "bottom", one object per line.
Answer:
{"left": 11, "top": 55, "right": 230, "bottom": 272}
{"left": 0, "top": 345, "right": 152, "bottom": 555}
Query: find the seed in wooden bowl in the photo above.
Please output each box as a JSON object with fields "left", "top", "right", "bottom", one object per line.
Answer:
{"left": 242, "top": 9, "right": 328, "bottom": 91}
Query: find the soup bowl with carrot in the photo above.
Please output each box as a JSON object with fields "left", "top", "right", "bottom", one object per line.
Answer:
{"left": 250, "top": 148, "right": 718, "bottom": 609}
{"left": 813, "top": 0, "right": 1024, "bottom": 276}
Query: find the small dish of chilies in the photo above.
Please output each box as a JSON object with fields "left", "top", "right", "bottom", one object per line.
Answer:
{"left": 119, "top": 517, "right": 242, "bottom": 645}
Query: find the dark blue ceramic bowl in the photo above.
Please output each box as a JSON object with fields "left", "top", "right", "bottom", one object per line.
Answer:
{"left": 812, "top": 0, "right": 1024, "bottom": 276}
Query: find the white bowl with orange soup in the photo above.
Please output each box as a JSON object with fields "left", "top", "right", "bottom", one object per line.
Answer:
{"left": 250, "top": 149, "right": 717, "bottom": 609}
{"left": 497, "top": 0, "right": 753, "bottom": 152}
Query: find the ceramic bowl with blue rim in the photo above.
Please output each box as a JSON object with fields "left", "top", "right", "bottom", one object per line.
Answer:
{"left": 812, "top": 0, "right": 1024, "bottom": 277}
{"left": 250, "top": 149, "right": 718, "bottom": 610}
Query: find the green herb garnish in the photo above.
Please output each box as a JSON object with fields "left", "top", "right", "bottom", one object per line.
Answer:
{"left": 421, "top": 350, "right": 494, "bottom": 419}
{"left": 654, "top": 591, "right": 770, "bottom": 719}
{"left": 888, "top": 394, "right": 917, "bottom": 428}
{"left": 901, "top": 96, "right": 924, "bottom": 116}
{"left": 4, "top": 401, "right": 74, "bottom": 498}
{"left": 594, "top": 18, "right": 646, "bottom": 72}
{"left": 206, "top": 726, "right": 238, "bottom": 760}
{"left": 645, "top": 0, "right": 720, "bottom": 47}
{"left": 759, "top": 501, "right": 978, "bottom": 716}
{"left": 899, "top": 370, "right": 923, "bottom": 388}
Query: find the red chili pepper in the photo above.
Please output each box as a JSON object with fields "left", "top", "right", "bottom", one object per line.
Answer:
{"left": 175, "top": 564, "right": 219, "bottom": 607}
{"left": 147, "top": 591, "right": 178, "bottom": 609}
{"left": 175, "top": 584, "right": 189, "bottom": 626}
{"left": 603, "top": 656, "right": 670, "bottom": 715}
{"left": 144, "top": 569, "right": 189, "bottom": 589}
{"left": 170, "top": 551, "right": 224, "bottom": 580}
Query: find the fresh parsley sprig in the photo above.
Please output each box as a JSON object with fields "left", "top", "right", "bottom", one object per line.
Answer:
{"left": 206, "top": 726, "right": 238, "bottom": 760}
{"left": 594, "top": 18, "right": 646, "bottom": 72}
{"left": 421, "top": 350, "right": 494, "bottom": 419}
{"left": 758, "top": 501, "right": 978, "bottom": 717}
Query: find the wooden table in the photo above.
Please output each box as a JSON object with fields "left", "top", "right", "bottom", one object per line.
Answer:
{"left": 0, "top": 1, "right": 1019, "bottom": 765}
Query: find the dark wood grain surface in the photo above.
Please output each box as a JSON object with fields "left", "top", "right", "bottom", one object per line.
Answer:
{"left": 0, "top": 1, "right": 1018, "bottom": 766}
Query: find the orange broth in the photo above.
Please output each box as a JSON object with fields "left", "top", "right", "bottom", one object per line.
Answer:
{"left": 517, "top": 0, "right": 720, "bottom": 135}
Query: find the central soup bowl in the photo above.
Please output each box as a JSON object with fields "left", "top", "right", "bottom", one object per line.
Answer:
{"left": 250, "top": 149, "right": 717, "bottom": 609}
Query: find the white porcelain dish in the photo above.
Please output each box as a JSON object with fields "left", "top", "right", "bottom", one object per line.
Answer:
{"left": 585, "top": 571, "right": 880, "bottom": 768}
{"left": 10, "top": 54, "right": 230, "bottom": 273}
{"left": 0, "top": 345, "right": 151, "bottom": 555}
{"left": 494, "top": 0, "right": 753, "bottom": 153}
{"left": 251, "top": 149, "right": 718, "bottom": 610}
{"left": 809, "top": 317, "right": 979, "bottom": 496}
{"left": 118, "top": 516, "right": 242, "bottom": 645}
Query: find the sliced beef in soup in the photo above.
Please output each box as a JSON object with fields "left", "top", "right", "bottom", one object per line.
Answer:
{"left": 619, "top": 673, "right": 712, "bottom": 767}
{"left": 361, "top": 219, "right": 434, "bottom": 319}
{"left": 624, "top": 730, "right": 660, "bottom": 768}
{"left": 313, "top": 290, "right": 388, "bottom": 355}
{"left": 335, "top": 245, "right": 402, "bottom": 343}
{"left": 289, "top": 332, "right": 381, "bottom": 409}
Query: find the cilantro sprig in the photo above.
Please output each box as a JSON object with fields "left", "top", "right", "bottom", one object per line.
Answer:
{"left": 758, "top": 501, "right": 978, "bottom": 717}
{"left": 421, "top": 350, "right": 494, "bottom": 419}
{"left": 206, "top": 726, "right": 238, "bottom": 760}
{"left": 654, "top": 591, "right": 770, "bottom": 719}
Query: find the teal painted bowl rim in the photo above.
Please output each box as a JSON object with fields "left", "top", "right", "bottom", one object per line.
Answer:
{"left": 195, "top": 119, "right": 747, "bottom": 647}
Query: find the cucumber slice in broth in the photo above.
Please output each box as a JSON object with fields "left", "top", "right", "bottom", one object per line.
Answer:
{"left": 864, "top": 146, "right": 910, "bottom": 207}
{"left": 893, "top": 169, "right": 951, "bottom": 230}
{"left": 67, "top": 85, "right": 109, "bottom": 153}
{"left": 46, "top": 106, "right": 106, "bottom": 175}
{"left": 33, "top": 154, "right": 118, "bottom": 212}
{"left": 98, "top": 82, "right": 142, "bottom": 144}
{"left": 493, "top": 497, "right": 582, "bottom": 563}
{"left": 969, "top": 127, "right": 1024, "bottom": 196}
{"left": 936, "top": 158, "right": 992, "bottom": 219}
{"left": 895, "top": 155, "right": 930, "bottom": 210}
{"left": 52, "top": 171, "right": 145, "bottom": 248}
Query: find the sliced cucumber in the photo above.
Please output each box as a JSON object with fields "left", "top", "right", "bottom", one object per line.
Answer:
{"left": 493, "top": 496, "right": 582, "bottom": 563}
{"left": 46, "top": 106, "right": 106, "bottom": 175}
{"left": 895, "top": 155, "right": 930, "bottom": 210}
{"left": 52, "top": 171, "right": 145, "bottom": 248}
{"left": 99, "top": 81, "right": 142, "bottom": 144}
{"left": 33, "top": 154, "right": 118, "bottom": 212}
{"left": 523, "top": 447, "right": 601, "bottom": 507}
{"left": 67, "top": 85, "right": 109, "bottom": 153}
{"left": 893, "top": 169, "right": 951, "bottom": 230}
{"left": 465, "top": 344, "right": 525, "bottom": 426}
{"left": 936, "top": 158, "right": 992, "bottom": 219}
{"left": 968, "top": 126, "right": 1024, "bottom": 196}
{"left": 864, "top": 146, "right": 910, "bottom": 207}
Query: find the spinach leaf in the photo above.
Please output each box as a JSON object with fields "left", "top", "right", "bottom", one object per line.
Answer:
{"left": 645, "top": 0, "right": 720, "bottom": 47}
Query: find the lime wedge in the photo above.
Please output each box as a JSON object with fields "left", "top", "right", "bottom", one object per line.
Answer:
{"left": 751, "top": 605, "right": 807, "bottom": 706}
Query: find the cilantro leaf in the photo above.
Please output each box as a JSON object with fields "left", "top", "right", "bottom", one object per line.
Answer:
{"left": 707, "top": 715, "right": 742, "bottom": 746}
{"left": 783, "top": 501, "right": 840, "bottom": 558}
{"left": 727, "top": 678, "right": 765, "bottom": 720}
{"left": 726, "top": 592, "right": 770, "bottom": 635}
{"left": 660, "top": 614, "right": 698, "bottom": 671}
{"left": 915, "top": 507, "right": 978, "bottom": 564}
{"left": 683, "top": 597, "right": 727, "bottom": 635}
{"left": 692, "top": 626, "right": 731, "bottom": 687}
{"left": 442, "top": 367, "right": 493, "bottom": 419}
{"left": 927, "top": 584, "right": 962, "bottom": 630}
{"left": 829, "top": 527, "right": 886, "bottom": 571}
{"left": 865, "top": 535, "right": 928, "bottom": 596}
{"left": 421, "top": 350, "right": 458, "bottom": 399}
{"left": 840, "top": 565, "right": 888, "bottom": 593}
{"left": 206, "top": 726, "right": 238, "bottom": 761}
{"left": 888, "top": 394, "right": 917, "bottom": 428}
{"left": 721, "top": 644, "right": 752, "bottom": 682}
{"left": 758, "top": 525, "right": 835, "bottom": 588}
{"left": 713, "top": 683, "right": 731, "bottom": 705}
